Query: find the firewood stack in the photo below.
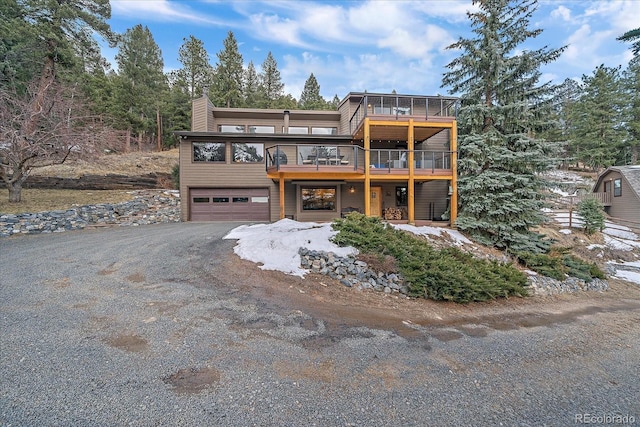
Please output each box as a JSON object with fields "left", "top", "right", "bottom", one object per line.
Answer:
{"left": 383, "top": 207, "right": 404, "bottom": 220}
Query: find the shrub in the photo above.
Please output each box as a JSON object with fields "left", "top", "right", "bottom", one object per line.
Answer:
{"left": 171, "top": 164, "right": 180, "bottom": 189}
{"left": 331, "top": 213, "right": 527, "bottom": 303}
{"left": 516, "top": 248, "right": 606, "bottom": 282}
{"left": 577, "top": 196, "right": 605, "bottom": 235}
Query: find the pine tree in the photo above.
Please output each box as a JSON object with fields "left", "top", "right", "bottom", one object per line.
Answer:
{"left": 114, "top": 24, "right": 166, "bottom": 150}
{"left": 568, "top": 65, "right": 625, "bottom": 169}
{"left": 617, "top": 27, "right": 640, "bottom": 57}
{"left": 621, "top": 59, "right": 640, "bottom": 164}
{"left": 243, "top": 61, "right": 260, "bottom": 107}
{"left": 258, "top": 51, "right": 284, "bottom": 108}
{"left": 442, "top": 0, "right": 566, "bottom": 253}
{"left": 298, "top": 73, "right": 326, "bottom": 110}
{"left": 211, "top": 31, "right": 243, "bottom": 108}
{"left": 176, "top": 35, "right": 212, "bottom": 100}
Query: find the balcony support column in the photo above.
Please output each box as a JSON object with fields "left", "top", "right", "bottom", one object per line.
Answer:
{"left": 408, "top": 119, "right": 415, "bottom": 225}
{"left": 279, "top": 173, "right": 285, "bottom": 220}
{"left": 450, "top": 120, "right": 458, "bottom": 227}
{"left": 364, "top": 118, "right": 371, "bottom": 216}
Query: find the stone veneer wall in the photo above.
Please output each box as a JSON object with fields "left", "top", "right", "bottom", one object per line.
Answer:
{"left": 0, "top": 190, "right": 180, "bottom": 237}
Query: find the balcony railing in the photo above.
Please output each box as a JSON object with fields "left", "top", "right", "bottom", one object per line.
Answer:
{"left": 591, "top": 192, "right": 612, "bottom": 206}
{"left": 266, "top": 145, "right": 453, "bottom": 174}
{"left": 369, "top": 149, "right": 452, "bottom": 172}
{"left": 349, "top": 94, "right": 459, "bottom": 133}
{"left": 266, "top": 145, "right": 362, "bottom": 171}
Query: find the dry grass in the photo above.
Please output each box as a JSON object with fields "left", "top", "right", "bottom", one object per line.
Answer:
{"left": 0, "top": 189, "right": 136, "bottom": 215}
{"left": 1, "top": 149, "right": 179, "bottom": 214}
{"left": 32, "top": 149, "right": 179, "bottom": 178}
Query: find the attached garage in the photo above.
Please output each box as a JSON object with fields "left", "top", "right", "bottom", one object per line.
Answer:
{"left": 189, "top": 188, "right": 270, "bottom": 221}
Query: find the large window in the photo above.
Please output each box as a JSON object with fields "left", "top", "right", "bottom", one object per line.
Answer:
{"left": 301, "top": 187, "right": 336, "bottom": 211}
{"left": 614, "top": 178, "right": 622, "bottom": 197}
{"left": 232, "top": 143, "right": 264, "bottom": 163}
{"left": 287, "top": 126, "right": 309, "bottom": 134}
{"left": 219, "top": 125, "right": 245, "bottom": 133}
{"left": 248, "top": 125, "right": 275, "bottom": 134}
{"left": 193, "top": 142, "right": 225, "bottom": 162}
{"left": 311, "top": 127, "right": 337, "bottom": 135}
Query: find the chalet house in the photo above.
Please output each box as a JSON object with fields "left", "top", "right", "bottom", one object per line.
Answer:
{"left": 592, "top": 165, "right": 640, "bottom": 224}
{"left": 175, "top": 92, "right": 459, "bottom": 225}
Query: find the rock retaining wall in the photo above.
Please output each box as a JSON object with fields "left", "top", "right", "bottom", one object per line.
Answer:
{"left": 0, "top": 190, "right": 180, "bottom": 237}
{"left": 300, "top": 248, "right": 610, "bottom": 298}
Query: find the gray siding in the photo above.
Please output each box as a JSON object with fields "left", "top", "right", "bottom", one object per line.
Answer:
{"left": 599, "top": 171, "right": 640, "bottom": 223}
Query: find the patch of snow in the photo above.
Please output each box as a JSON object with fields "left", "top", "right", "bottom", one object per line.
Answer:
{"left": 390, "top": 223, "right": 472, "bottom": 246}
{"left": 614, "top": 270, "right": 640, "bottom": 285}
{"left": 559, "top": 229, "right": 572, "bottom": 235}
{"left": 587, "top": 244, "right": 606, "bottom": 250}
{"left": 550, "top": 187, "right": 577, "bottom": 197}
{"left": 603, "top": 235, "right": 637, "bottom": 251}
{"left": 224, "top": 219, "right": 356, "bottom": 277}
{"left": 603, "top": 225, "right": 639, "bottom": 240}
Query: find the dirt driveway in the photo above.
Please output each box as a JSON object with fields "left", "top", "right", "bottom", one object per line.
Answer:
{"left": 1, "top": 223, "right": 639, "bottom": 426}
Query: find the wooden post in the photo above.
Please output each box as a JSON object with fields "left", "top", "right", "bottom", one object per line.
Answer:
{"left": 450, "top": 120, "right": 458, "bottom": 227}
{"left": 407, "top": 119, "right": 415, "bottom": 225}
{"left": 279, "top": 173, "right": 285, "bottom": 220}
{"left": 364, "top": 118, "right": 371, "bottom": 216}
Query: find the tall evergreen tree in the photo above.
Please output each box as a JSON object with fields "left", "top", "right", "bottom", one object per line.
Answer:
{"left": 442, "top": 0, "right": 565, "bottom": 253}
{"left": 114, "top": 24, "right": 166, "bottom": 151}
{"left": 211, "top": 31, "right": 243, "bottom": 108}
{"left": 617, "top": 27, "right": 640, "bottom": 57}
{"left": 176, "top": 35, "right": 212, "bottom": 100}
{"left": 298, "top": 73, "right": 326, "bottom": 110}
{"left": 243, "top": 61, "right": 260, "bottom": 107}
{"left": 258, "top": 51, "right": 284, "bottom": 108}
{"left": 621, "top": 59, "right": 640, "bottom": 164}
{"left": 568, "top": 65, "right": 625, "bottom": 169}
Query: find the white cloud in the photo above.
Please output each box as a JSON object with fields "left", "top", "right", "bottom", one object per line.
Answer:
{"left": 110, "top": 0, "right": 223, "bottom": 25}
{"left": 550, "top": 5, "right": 571, "bottom": 22}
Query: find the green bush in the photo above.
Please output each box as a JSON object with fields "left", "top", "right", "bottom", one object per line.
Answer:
{"left": 577, "top": 197, "right": 605, "bottom": 235}
{"left": 331, "top": 213, "right": 528, "bottom": 303}
{"left": 516, "top": 248, "right": 606, "bottom": 282}
{"left": 171, "top": 164, "right": 180, "bottom": 189}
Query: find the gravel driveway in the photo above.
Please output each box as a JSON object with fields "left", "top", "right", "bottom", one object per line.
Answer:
{"left": 1, "top": 223, "right": 639, "bottom": 426}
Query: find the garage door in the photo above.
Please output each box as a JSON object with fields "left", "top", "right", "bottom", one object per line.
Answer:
{"left": 190, "top": 188, "right": 270, "bottom": 221}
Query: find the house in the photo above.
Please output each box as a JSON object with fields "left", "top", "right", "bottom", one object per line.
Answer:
{"left": 175, "top": 92, "right": 459, "bottom": 225}
{"left": 592, "top": 165, "right": 640, "bottom": 223}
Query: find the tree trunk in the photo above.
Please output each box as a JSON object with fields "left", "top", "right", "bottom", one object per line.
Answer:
{"left": 9, "top": 180, "right": 23, "bottom": 203}
{"left": 23, "top": 56, "right": 56, "bottom": 136}
{"left": 125, "top": 128, "right": 131, "bottom": 153}
{"left": 156, "top": 108, "right": 162, "bottom": 152}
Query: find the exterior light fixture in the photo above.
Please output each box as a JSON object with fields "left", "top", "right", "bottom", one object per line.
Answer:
{"left": 349, "top": 185, "right": 355, "bottom": 194}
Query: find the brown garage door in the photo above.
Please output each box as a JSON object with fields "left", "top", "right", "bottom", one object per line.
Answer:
{"left": 189, "top": 188, "right": 270, "bottom": 221}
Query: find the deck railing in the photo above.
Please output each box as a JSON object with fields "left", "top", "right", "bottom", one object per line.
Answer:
{"left": 349, "top": 94, "right": 459, "bottom": 133}
{"left": 369, "top": 149, "right": 452, "bottom": 172}
{"left": 266, "top": 145, "right": 362, "bottom": 170}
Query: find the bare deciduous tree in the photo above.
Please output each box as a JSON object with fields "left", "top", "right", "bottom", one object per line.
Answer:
{"left": 0, "top": 81, "right": 111, "bottom": 202}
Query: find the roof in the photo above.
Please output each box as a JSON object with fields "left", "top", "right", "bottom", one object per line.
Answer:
{"left": 594, "top": 165, "right": 640, "bottom": 200}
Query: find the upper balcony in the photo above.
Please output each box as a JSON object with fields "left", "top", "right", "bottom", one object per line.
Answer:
{"left": 265, "top": 145, "right": 454, "bottom": 178}
{"left": 347, "top": 93, "right": 459, "bottom": 137}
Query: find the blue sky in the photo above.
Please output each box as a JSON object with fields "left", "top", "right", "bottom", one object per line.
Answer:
{"left": 104, "top": 0, "right": 639, "bottom": 100}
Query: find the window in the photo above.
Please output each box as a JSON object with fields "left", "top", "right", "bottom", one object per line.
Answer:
{"left": 248, "top": 125, "right": 275, "bottom": 134}
{"left": 614, "top": 178, "right": 622, "bottom": 197}
{"left": 396, "top": 186, "right": 408, "bottom": 206}
{"left": 311, "top": 127, "right": 337, "bottom": 135}
{"left": 192, "top": 197, "right": 209, "bottom": 203}
{"left": 301, "top": 187, "right": 336, "bottom": 211}
{"left": 193, "top": 142, "right": 225, "bottom": 162}
{"left": 232, "top": 143, "right": 264, "bottom": 163}
{"left": 233, "top": 197, "right": 249, "bottom": 203}
{"left": 212, "top": 197, "right": 229, "bottom": 203}
{"left": 287, "top": 126, "right": 309, "bottom": 134}
{"left": 218, "top": 125, "right": 245, "bottom": 133}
